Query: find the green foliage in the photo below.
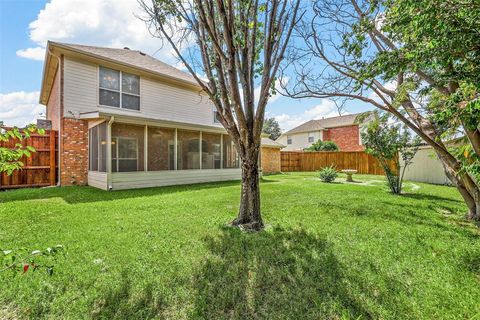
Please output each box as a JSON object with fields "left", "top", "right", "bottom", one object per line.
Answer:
{"left": 0, "top": 125, "right": 45, "bottom": 175}
{"left": 304, "top": 140, "right": 339, "bottom": 152}
{"left": 1, "top": 245, "right": 64, "bottom": 276}
{"left": 428, "top": 85, "right": 480, "bottom": 181}
{"left": 361, "top": 112, "right": 420, "bottom": 194}
{"left": 381, "top": 0, "right": 480, "bottom": 88}
{"left": 262, "top": 117, "right": 282, "bottom": 140}
{"left": 318, "top": 165, "right": 338, "bottom": 183}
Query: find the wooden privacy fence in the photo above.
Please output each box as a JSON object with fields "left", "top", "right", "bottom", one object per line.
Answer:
{"left": 281, "top": 151, "right": 389, "bottom": 175}
{"left": 0, "top": 129, "right": 58, "bottom": 189}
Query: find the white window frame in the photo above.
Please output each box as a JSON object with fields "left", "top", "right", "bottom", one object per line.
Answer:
{"left": 287, "top": 135, "right": 292, "bottom": 145}
{"left": 112, "top": 136, "right": 139, "bottom": 172}
{"left": 308, "top": 132, "right": 315, "bottom": 143}
{"left": 99, "top": 66, "right": 141, "bottom": 111}
{"left": 213, "top": 107, "right": 221, "bottom": 124}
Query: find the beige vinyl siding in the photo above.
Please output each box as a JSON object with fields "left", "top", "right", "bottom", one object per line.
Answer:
{"left": 141, "top": 77, "right": 218, "bottom": 126}
{"left": 278, "top": 130, "right": 322, "bottom": 151}
{"left": 400, "top": 146, "right": 451, "bottom": 185}
{"left": 110, "top": 168, "right": 241, "bottom": 190}
{"left": 63, "top": 58, "right": 98, "bottom": 116}
{"left": 87, "top": 171, "right": 108, "bottom": 190}
{"left": 63, "top": 57, "right": 221, "bottom": 128}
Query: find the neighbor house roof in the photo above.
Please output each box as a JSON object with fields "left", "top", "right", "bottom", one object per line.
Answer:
{"left": 40, "top": 41, "right": 199, "bottom": 104}
{"left": 261, "top": 136, "right": 285, "bottom": 149}
{"left": 283, "top": 112, "right": 369, "bottom": 135}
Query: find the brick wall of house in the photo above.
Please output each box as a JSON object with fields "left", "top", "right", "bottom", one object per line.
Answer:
{"left": 323, "top": 125, "right": 363, "bottom": 151}
{"left": 60, "top": 118, "right": 89, "bottom": 186}
{"left": 261, "top": 146, "right": 281, "bottom": 173}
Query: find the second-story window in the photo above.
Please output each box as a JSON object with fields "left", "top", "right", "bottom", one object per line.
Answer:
{"left": 99, "top": 66, "right": 140, "bottom": 110}
{"left": 213, "top": 107, "right": 221, "bottom": 124}
{"left": 287, "top": 136, "right": 292, "bottom": 145}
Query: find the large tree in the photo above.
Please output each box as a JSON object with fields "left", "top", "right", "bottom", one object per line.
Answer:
{"left": 141, "top": 0, "right": 302, "bottom": 230}
{"left": 281, "top": 0, "right": 480, "bottom": 220}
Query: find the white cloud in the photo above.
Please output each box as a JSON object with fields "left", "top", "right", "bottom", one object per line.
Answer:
{"left": 17, "top": 0, "right": 177, "bottom": 63}
{"left": 253, "top": 76, "right": 288, "bottom": 105}
{"left": 0, "top": 91, "right": 45, "bottom": 127}
{"left": 16, "top": 47, "right": 46, "bottom": 61}
{"left": 273, "top": 99, "right": 347, "bottom": 132}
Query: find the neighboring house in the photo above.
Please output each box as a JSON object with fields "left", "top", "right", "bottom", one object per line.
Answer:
{"left": 40, "top": 41, "right": 276, "bottom": 190}
{"left": 276, "top": 113, "right": 368, "bottom": 151}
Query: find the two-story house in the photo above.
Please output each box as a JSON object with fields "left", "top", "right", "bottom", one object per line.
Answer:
{"left": 40, "top": 42, "right": 283, "bottom": 190}
{"left": 276, "top": 113, "right": 368, "bottom": 151}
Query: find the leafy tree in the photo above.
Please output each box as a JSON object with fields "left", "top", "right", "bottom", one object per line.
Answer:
{"left": 304, "top": 140, "right": 338, "bottom": 152}
{"left": 361, "top": 112, "right": 420, "bottom": 194}
{"left": 0, "top": 125, "right": 44, "bottom": 175}
{"left": 262, "top": 117, "right": 282, "bottom": 140}
{"left": 282, "top": 0, "right": 480, "bottom": 220}
{"left": 141, "top": 0, "right": 302, "bottom": 230}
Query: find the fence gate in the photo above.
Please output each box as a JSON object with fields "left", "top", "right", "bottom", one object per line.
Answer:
{"left": 0, "top": 129, "right": 58, "bottom": 189}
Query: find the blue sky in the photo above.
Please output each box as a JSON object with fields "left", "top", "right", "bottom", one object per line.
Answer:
{"left": 0, "top": 0, "right": 372, "bottom": 130}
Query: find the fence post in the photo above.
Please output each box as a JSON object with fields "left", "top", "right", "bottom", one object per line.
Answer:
{"left": 49, "top": 130, "right": 56, "bottom": 185}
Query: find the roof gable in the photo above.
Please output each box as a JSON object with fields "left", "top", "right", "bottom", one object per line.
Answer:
{"left": 40, "top": 41, "right": 200, "bottom": 104}
{"left": 284, "top": 113, "right": 368, "bottom": 135}
{"left": 55, "top": 42, "right": 197, "bottom": 85}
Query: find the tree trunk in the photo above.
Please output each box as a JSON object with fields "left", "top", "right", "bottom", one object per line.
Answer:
{"left": 435, "top": 150, "right": 480, "bottom": 220}
{"left": 232, "top": 157, "right": 264, "bottom": 231}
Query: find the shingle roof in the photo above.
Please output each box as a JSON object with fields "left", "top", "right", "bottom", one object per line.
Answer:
{"left": 52, "top": 42, "right": 198, "bottom": 86}
{"left": 261, "top": 137, "right": 285, "bottom": 148}
{"left": 284, "top": 112, "right": 368, "bottom": 135}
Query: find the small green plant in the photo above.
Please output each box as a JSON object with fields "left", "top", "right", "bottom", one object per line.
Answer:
{"left": 1, "top": 245, "right": 64, "bottom": 276}
{"left": 304, "top": 140, "right": 339, "bottom": 152}
{"left": 318, "top": 165, "right": 338, "bottom": 182}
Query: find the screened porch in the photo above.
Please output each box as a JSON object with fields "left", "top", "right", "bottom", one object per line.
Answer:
{"left": 87, "top": 121, "right": 242, "bottom": 190}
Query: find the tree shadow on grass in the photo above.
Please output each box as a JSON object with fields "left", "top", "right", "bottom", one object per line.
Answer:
{"left": 401, "top": 192, "right": 463, "bottom": 204}
{"left": 90, "top": 272, "right": 167, "bottom": 320}
{"left": 0, "top": 180, "right": 242, "bottom": 204}
{"left": 192, "top": 226, "right": 412, "bottom": 319}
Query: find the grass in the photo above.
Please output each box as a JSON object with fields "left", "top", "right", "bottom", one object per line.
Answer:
{"left": 1, "top": 172, "right": 479, "bottom": 319}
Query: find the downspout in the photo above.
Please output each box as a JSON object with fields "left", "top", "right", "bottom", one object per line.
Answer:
{"left": 47, "top": 47, "right": 62, "bottom": 187}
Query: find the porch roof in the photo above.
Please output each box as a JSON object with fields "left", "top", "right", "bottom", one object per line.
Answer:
{"left": 79, "top": 111, "right": 227, "bottom": 134}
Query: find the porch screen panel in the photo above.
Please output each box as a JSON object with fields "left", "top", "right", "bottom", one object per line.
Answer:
{"left": 147, "top": 127, "right": 175, "bottom": 171}
{"left": 177, "top": 129, "right": 200, "bottom": 170}
{"left": 88, "top": 122, "right": 107, "bottom": 172}
{"left": 111, "top": 123, "right": 145, "bottom": 172}
{"left": 98, "top": 123, "right": 107, "bottom": 172}
{"left": 223, "top": 135, "right": 240, "bottom": 168}
{"left": 202, "top": 132, "right": 221, "bottom": 169}
{"left": 89, "top": 126, "right": 98, "bottom": 171}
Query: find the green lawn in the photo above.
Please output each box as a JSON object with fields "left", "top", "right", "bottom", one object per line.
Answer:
{"left": 1, "top": 173, "right": 479, "bottom": 319}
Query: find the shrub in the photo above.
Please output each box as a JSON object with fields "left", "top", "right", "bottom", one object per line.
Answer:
{"left": 318, "top": 166, "right": 338, "bottom": 182}
{"left": 360, "top": 111, "right": 420, "bottom": 194}
{"left": 304, "top": 140, "right": 339, "bottom": 152}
